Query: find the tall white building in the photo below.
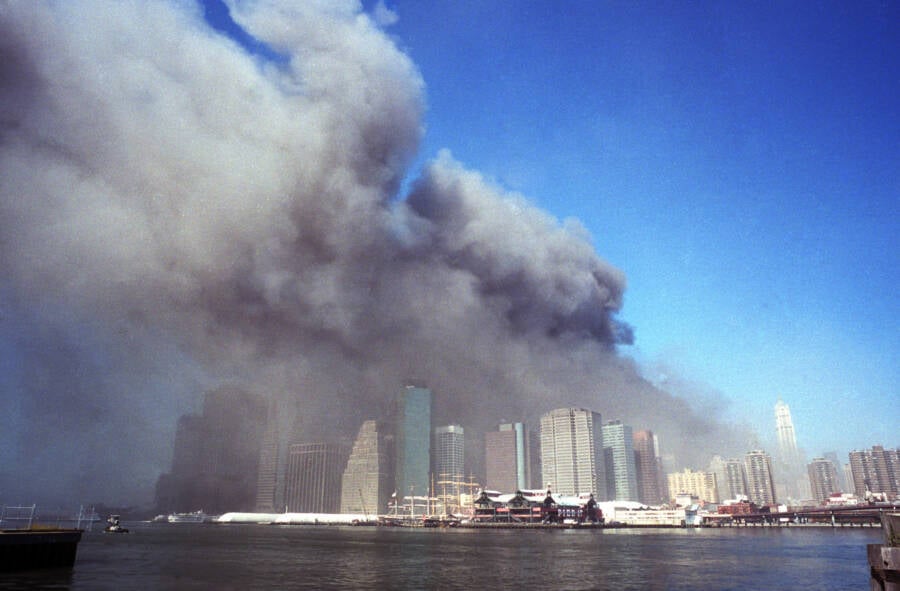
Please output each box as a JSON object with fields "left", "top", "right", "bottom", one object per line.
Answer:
{"left": 774, "top": 398, "right": 809, "bottom": 501}
{"left": 434, "top": 425, "right": 465, "bottom": 512}
{"left": 540, "top": 408, "right": 606, "bottom": 498}
{"left": 340, "top": 420, "right": 393, "bottom": 515}
{"left": 602, "top": 420, "right": 639, "bottom": 501}
{"left": 775, "top": 398, "right": 799, "bottom": 464}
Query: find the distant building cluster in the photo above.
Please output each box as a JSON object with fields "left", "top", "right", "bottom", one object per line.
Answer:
{"left": 154, "top": 390, "right": 899, "bottom": 516}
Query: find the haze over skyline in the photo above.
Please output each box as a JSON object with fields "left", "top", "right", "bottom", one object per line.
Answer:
{"left": 382, "top": 0, "right": 898, "bottom": 455}
{"left": 0, "top": 0, "right": 895, "bottom": 506}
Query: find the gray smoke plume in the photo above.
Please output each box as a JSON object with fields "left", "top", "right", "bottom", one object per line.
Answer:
{"left": 0, "top": 0, "right": 748, "bottom": 505}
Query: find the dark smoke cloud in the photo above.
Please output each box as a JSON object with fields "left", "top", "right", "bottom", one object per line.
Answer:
{"left": 0, "top": 0, "right": 749, "bottom": 505}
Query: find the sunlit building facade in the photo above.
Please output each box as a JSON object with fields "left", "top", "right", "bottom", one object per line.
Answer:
{"left": 602, "top": 420, "right": 639, "bottom": 501}
{"left": 284, "top": 442, "right": 348, "bottom": 513}
{"left": 540, "top": 408, "right": 606, "bottom": 498}
{"left": 340, "top": 420, "right": 393, "bottom": 514}
{"left": 745, "top": 450, "right": 777, "bottom": 506}
{"left": 633, "top": 430, "right": 665, "bottom": 505}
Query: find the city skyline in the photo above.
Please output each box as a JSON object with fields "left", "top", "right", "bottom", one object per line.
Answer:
{"left": 151, "top": 384, "right": 895, "bottom": 514}
{"left": 0, "top": 0, "right": 895, "bottom": 508}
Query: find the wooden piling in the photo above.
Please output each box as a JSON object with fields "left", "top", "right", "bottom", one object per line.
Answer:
{"left": 869, "top": 513, "right": 900, "bottom": 591}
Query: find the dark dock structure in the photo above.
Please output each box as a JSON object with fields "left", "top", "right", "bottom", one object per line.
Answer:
{"left": 0, "top": 529, "right": 83, "bottom": 572}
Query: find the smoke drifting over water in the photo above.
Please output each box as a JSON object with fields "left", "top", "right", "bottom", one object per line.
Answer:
{"left": 0, "top": 1, "right": 746, "bottom": 505}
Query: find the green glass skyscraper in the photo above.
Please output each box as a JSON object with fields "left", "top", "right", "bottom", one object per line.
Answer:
{"left": 394, "top": 385, "right": 432, "bottom": 499}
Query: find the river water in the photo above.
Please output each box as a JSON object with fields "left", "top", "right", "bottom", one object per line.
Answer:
{"left": 1, "top": 522, "right": 881, "bottom": 590}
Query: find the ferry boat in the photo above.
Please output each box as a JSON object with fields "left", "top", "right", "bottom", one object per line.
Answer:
{"left": 167, "top": 510, "right": 212, "bottom": 523}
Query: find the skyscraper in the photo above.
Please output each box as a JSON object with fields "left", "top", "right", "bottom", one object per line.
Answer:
{"left": 154, "top": 386, "right": 267, "bottom": 514}
{"left": 485, "top": 422, "right": 529, "bottom": 492}
{"left": 744, "top": 450, "right": 777, "bottom": 506}
{"left": 284, "top": 442, "right": 348, "bottom": 513}
{"left": 540, "top": 408, "right": 605, "bottom": 498}
{"left": 394, "top": 385, "right": 432, "bottom": 499}
{"left": 807, "top": 457, "right": 839, "bottom": 503}
{"left": 849, "top": 446, "right": 900, "bottom": 500}
{"left": 633, "top": 430, "right": 664, "bottom": 505}
{"left": 774, "top": 398, "right": 809, "bottom": 501}
{"left": 434, "top": 425, "right": 465, "bottom": 512}
{"left": 340, "top": 420, "right": 393, "bottom": 515}
{"left": 724, "top": 458, "right": 749, "bottom": 500}
{"left": 602, "top": 420, "right": 639, "bottom": 501}
{"left": 254, "top": 403, "right": 279, "bottom": 513}
{"left": 774, "top": 398, "right": 800, "bottom": 464}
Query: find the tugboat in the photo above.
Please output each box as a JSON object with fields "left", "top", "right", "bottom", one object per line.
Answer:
{"left": 103, "top": 515, "right": 129, "bottom": 534}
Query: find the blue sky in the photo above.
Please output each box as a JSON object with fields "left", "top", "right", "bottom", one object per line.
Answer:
{"left": 373, "top": 1, "right": 897, "bottom": 457}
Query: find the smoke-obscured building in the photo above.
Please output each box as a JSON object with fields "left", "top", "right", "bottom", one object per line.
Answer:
{"left": 807, "top": 457, "right": 839, "bottom": 503}
{"left": 745, "top": 450, "right": 777, "bottom": 506}
{"left": 540, "top": 408, "right": 606, "bottom": 498}
{"left": 340, "top": 420, "right": 393, "bottom": 515}
{"left": 709, "top": 456, "right": 749, "bottom": 502}
{"left": 774, "top": 398, "right": 809, "bottom": 501}
{"left": 633, "top": 430, "right": 665, "bottom": 505}
{"left": 822, "top": 451, "right": 847, "bottom": 494}
{"left": 284, "top": 442, "right": 348, "bottom": 513}
{"left": 849, "top": 446, "right": 900, "bottom": 500}
{"left": 394, "top": 385, "right": 432, "bottom": 499}
{"left": 434, "top": 425, "right": 465, "bottom": 512}
{"left": 154, "top": 386, "right": 267, "bottom": 514}
{"left": 254, "top": 403, "right": 279, "bottom": 512}
{"left": 602, "top": 420, "right": 638, "bottom": 501}
{"left": 485, "top": 422, "right": 530, "bottom": 493}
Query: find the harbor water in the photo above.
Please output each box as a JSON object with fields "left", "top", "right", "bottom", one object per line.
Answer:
{"left": 0, "top": 522, "right": 881, "bottom": 590}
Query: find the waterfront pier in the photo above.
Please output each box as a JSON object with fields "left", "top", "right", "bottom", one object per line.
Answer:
{"left": 869, "top": 513, "right": 900, "bottom": 591}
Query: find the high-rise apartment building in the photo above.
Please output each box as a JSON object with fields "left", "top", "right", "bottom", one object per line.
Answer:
{"left": 540, "top": 408, "right": 606, "bottom": 498}
{"left": 666, "top": 468, "right": 719, "bottom": 503}
{"left": 394, "top": 385, "right": 432, "bottom": 499}
{"left": 724, "top": 458, "right": 749, "bottom": 500}
{"left": 848, "top": 446, "right": 900, "bottom": 500}
{"left": 485, "top": 422, "right": 529, "bottom": 492}
{"left": 340, "top": 420, "right": 393, "bottom": 515}
{"left": 602, "top": 420, "right": 639, "bottom": 501}
{"left": 744, "top": 450, "right": 777, "bottom": 506}
{"left": 284, "top": 442, "right": 348, "bottom": 513}
{"left": 434, "top": 425, "right": 465, "bottom": 512}
{"left": 807, "top": 457, "right": 839, "bottom": 503}
{"left": 633, "top": 430, "right": 665, "bottom": 505}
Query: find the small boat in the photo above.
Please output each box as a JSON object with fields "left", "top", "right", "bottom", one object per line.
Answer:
{"left": 103, "top": 515, "right": 129, "bottom": 534}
